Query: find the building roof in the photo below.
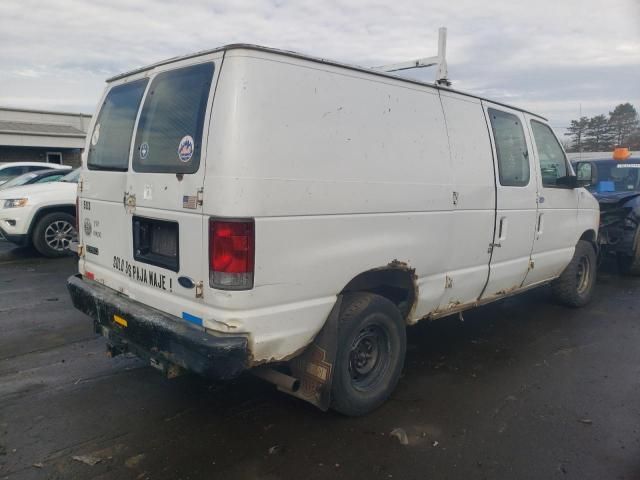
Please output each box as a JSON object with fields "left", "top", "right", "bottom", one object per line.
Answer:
{"left": 0, "top": 120, "right": 85, "bottom": 138}
{"left": 0, "top": 107, "right": 91, "bottom": 149}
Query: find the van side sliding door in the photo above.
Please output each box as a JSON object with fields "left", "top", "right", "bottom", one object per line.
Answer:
{"left": 522, "top": 115, "right": 579, "bottom": 285}
{"left": 481, "top": 102, "right": 538, "bottom": 299}
{"left": 437, "top": 92, "right": 496, "bottom": 310}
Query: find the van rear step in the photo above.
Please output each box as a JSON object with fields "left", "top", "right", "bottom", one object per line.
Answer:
{"left": 67, "top": 274, "right": 249, "bottom": 380}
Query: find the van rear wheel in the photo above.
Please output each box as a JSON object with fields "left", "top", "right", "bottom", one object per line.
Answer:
{"left": 331, "top": 292, "right": 406, "bottom": 416}
{"left": 551, "top": 240, "right": 596, "bottom": 307}
{"left": 32, "top": 212, "right": 77, "bottom": 258}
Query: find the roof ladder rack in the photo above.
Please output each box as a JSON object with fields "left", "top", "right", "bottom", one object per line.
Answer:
{"left": 371, "top": 27, "right": 451, "bottom": 86}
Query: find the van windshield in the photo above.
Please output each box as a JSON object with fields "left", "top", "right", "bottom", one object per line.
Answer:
{"left": 88, "top": 79, "right": 148, "bottom": 171}
{"left": 132, "top": 62, "right": 214, "bottom": 174}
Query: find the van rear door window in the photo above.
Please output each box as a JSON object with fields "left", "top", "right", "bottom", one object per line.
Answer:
{"left": 132, "top": 63, "right": 214, "bottom": 174}
{"left": 88, "top": 79, "right": 148, "bottom": 171}
{"left": 488, "top": 108, "right": 530, "bottom": 187}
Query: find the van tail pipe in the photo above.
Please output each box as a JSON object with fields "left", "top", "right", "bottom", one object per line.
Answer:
{"left": 253, "top": 367, "right": 301, "bottom": 393}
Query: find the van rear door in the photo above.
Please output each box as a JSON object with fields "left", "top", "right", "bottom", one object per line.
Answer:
{"left": 81, "top": 54, "right": 222, "bottom": 311}
{"left": 81, "top": 76, "right": 148, "bottom": 284}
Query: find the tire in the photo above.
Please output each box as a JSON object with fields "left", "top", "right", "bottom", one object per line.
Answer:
{"left": 331, "top": 292, "right": 406, "bottom": 416}
{"left": 551, "top": 240, "right": 597, "bottom": 308}
{"left": 31, "top": 212, "right": 77, "bottom": 258}
{"left": 617, "top": 246, "right": 640, "bottom": 276}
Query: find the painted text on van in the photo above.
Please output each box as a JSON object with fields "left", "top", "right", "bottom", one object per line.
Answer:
{"left": 112, "top": 256, "right": 171, "bottom": 291}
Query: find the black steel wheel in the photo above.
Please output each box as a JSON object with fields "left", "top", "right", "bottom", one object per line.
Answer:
{"left": 551, "top": 240, "right": 597, "bottom": 307}
{"left": 331, "top": 292, "right": 406, "bottom": 416}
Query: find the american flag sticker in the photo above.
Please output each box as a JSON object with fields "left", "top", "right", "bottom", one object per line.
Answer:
{"left": 183, "top": 195, "right": 197, "bottom": 209}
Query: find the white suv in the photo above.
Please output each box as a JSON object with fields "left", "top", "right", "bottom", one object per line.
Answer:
{"left": 0, "top": 169, "right": 79, "bottom": 257}
{"left": 0, "top": 162, "right": 71, "bottom": 186}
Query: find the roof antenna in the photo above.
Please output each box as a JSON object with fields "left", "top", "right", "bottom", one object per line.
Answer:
{"left": 372, "top": 27, "right": 451, "bottom": 87}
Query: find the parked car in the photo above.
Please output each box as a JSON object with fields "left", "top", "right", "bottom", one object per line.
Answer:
{"left": 0, "top": 168, "right": 79, "bottom": 257}
{"left": 67, "top": 44, "right": 599, "bottom": 416}
{"left": 0, "top": 169, "right": 69, "bottom": 191}
{"left": 0, "top": 162, "right": 71, "bottom": 186}
{"left": 573, "top": 149, "right": 640, "bottom": 274}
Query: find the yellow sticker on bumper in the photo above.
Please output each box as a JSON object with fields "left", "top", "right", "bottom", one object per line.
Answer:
{"left": 113, "top": 314, "right": 128, "bottom": 328}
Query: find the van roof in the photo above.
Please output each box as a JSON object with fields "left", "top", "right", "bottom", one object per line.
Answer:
{"left": 108, "top": 43, "right": 547, "bottom": 121}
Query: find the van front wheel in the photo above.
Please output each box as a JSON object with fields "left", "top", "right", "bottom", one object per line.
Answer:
{"left": 551, "top": 240, "right": 596, "bottom": 307}
{"left": 331, "top": 292, "right": 406, "bottom": 416}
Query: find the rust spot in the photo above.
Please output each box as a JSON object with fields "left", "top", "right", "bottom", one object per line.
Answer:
{"left": 386, "top": 260, "right": 419, "bottom": 322}
{"left": 493, "top": 285, "right": 519, "bottom": 297}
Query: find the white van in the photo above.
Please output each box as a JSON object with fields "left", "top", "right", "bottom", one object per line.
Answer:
{"left": 68, "top": 44, "right": 599, "bottom": 416}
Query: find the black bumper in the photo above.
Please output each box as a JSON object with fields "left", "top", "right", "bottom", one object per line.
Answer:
{"left": 67, "top": 274, "right": 249, "bottom": 380}
{"left": 0, "top": 227, "right": 29, "bottom": 247}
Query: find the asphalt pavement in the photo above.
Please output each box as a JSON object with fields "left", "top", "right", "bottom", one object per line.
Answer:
{"left": 1, "top": 239, "right": 639, "bottom": 480}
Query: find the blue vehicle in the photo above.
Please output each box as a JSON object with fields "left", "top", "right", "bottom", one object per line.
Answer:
{"left": 574, "top": 151, "right": 640, "bottom": 274}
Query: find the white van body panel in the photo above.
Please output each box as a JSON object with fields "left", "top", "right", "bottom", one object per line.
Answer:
{"left": 77, "top": 46, "right": 599, "bottom": 364}
{"left": 202, "top": 50, "right": 454, "bottom": 357}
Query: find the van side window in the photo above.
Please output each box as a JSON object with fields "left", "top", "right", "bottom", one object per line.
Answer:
{"left": 132, "top": 62, "right": 214, "bottom": 174}
{"left": 488, "top": 108, "right": 530, "bottom": 187}
{"left": 88, "top": 79, "right": 148, "bottom": 171}
{"left": 530, "top": 120, "right": 568, "bottom": 187}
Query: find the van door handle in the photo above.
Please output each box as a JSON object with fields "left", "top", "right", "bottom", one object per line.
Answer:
{"left": 498, "top": 216, "right": 508, "bottom": 242}
{"left": 537, "top": 213, "right": 544, "bottom": 235}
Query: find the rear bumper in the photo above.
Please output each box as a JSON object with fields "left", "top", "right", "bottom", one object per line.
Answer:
{"left": 67, "top": 274, "right": 250, "bottom": 380}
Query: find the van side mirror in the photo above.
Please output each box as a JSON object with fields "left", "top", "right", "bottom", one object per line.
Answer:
{"left": 556, "top": 175, "right": 578, "bottom": 188}
{"left": 574, "top": 162, "right": 593, "bottom": 188}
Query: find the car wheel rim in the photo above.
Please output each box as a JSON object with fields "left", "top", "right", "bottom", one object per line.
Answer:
{"left": 348, "top": 324, "right": 391, "bottom": 391}
{"left": 576, "top": 255, "right": 591, "bottom": 295}
{"left": 44, "top": 220, "right": 77, "bottom": 251}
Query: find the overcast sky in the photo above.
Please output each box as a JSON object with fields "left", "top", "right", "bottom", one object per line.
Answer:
{"left": 1, "top": 0, "right": 639, "bottom": 138}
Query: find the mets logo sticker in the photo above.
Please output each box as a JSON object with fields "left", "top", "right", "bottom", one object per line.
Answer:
{"left": 178, "top": 135, "right": 194, "bottom": 162}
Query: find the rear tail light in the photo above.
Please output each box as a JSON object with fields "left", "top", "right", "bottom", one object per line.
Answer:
{"left": 209, "top": 218, "right": 254, "bottom": 290}
{"left": 75, "top": 196, "right": 79, "bottom": 231}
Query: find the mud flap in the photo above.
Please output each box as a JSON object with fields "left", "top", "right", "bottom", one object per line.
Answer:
{"left": 287, "top": 295, "right": 342, "bottom": 411}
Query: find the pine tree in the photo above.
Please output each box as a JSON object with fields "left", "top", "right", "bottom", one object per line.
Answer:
{"left": 564, "top": 116, "right": 589, "bottom": 152}
{"left": 609, "top": 103, "right": 639, "bottom": 147}
{"left": 584, "top": 114, "right": 613, "bottom": 151}
{"left": 628, "top": 129, "right": 640, "bottom": 150}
